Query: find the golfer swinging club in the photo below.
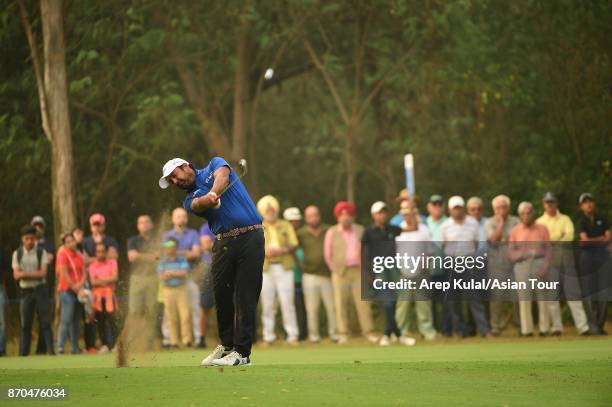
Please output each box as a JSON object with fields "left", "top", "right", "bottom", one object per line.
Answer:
{"left": 159, "top": 157, "right": 264, "bottom": 366}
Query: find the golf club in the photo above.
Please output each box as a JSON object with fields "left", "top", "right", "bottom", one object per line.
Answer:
{"left": 218, "top": 158, "right": 247, "bottom": 197}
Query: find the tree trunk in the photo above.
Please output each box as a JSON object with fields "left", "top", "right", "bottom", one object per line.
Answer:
{"left": 41, "top": 0, "right": 77, "bottom": 238}
{"left": 345, "top": 122, "right": 356, "bottom": 204}
{"left": 231, "top": 17, "right": 250, "bottom": 162}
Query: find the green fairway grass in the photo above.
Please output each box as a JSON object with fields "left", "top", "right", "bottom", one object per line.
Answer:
{"left": 1, "top": 338, "right": 611, "bottom": 406}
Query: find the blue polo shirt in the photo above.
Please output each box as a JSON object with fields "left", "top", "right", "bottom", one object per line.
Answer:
{"left": 158, "top": 256, "right": 190, "bottom": 287}
{"left": 183, "top": 157, "right": 262, "bottom": 234}
{"left": 163, "top": 228, "right": 200, "bottom": 252}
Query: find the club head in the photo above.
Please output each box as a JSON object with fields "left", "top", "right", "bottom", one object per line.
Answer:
{"left": 237, "top": 159, "right": 247, "bottom": 176}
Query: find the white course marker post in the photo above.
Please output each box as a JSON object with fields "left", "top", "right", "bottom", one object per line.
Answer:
{"left": 404, "top": 153, "right": 415, "bottom": 198}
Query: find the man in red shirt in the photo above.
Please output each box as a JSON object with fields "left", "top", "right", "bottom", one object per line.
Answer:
{"left": 56, "top": 233, "right": 86, "bottom": 354}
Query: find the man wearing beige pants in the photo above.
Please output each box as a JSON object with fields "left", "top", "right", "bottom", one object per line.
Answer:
{"left": 324, "top": 201, "right": 377, "bottom": 344}
{"left": 158, "top": 238, "right": 193, "bottom": 347}
{"left": 297, "top": 206, "right": 337, "bottom": 343}
{"left": 509, "top": 202, "right": 551, "bottom": 336}
{"left": 485, "top": 195, "right": 520, "bottom": 336}
{"left": 536, "top": 192, "right": 590, "bottom": 335}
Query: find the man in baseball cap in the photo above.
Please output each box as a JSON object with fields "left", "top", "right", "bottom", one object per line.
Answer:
{"left": 31, "top": 216, "right": 46, "bottom": 227}
{"left": 159, "top": 158, "right": 190, "bottom": 189}
{"left": 159, "top": 155, "right": 263, "bottom": 367}
{"left": 578, "top": 192, "right": 594, "bottom": 205}
{"left": 536, "top": 192, "right": 590, "bottom": 336}
{"left": 30, "top": 215, "right": 57, "bottom": 355}
{"left": 576, "top": 192, "right": 610, "bottom": 335}
{"left": 440, "top": 195, "right": 491, "bottom": 338}
{"left": 363, "top": 201, "right": 405, "bottom": 346}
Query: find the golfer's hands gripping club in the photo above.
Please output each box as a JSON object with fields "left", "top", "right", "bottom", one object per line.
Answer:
{"left": 208, "top": 191, "right": 221, "bottom": 209}
{"left": 198, "top": 191, "right": 220, "bottom": 210}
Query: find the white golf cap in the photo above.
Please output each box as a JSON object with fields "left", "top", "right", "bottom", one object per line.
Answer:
{"left": 370, "top": 201, "right": 387, "bottom": 215}
{"left": 159, "top": 158, "right": 189, "bottom": 189}
{"left": 283, "top": 207, "right": 302, "bottom": 221}
{"left": 448, "top": 195, "right": 465, "bottom": 209}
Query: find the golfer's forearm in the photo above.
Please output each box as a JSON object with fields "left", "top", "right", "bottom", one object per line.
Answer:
{"left": 210, "top": 167, "right": 230, "bottom": 195}
{"left": 192, "top": 196, "right": 213, "bottom": 212}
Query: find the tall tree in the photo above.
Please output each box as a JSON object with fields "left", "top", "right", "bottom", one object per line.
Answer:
{"left": 291, "top": 0, "right": 418, "bottom": 203}
{"left": 19, "top": 0, "right": 77, "bottom": 239}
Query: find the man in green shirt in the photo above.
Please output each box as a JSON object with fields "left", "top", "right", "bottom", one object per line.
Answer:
{"left": 284, "top": 207, "right": 308, "bottom": 341}
{"left": 426, "top": 194, "right": 447, "bottom": 332}
{"left": 296, "top": 206, "right": 337, "bottom": 343}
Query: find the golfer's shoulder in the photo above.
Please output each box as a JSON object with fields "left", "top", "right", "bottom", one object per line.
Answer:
{"left": 208, "top": 156, "right": 230, "bottom": 171}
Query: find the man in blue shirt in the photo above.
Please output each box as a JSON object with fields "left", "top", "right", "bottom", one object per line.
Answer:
{"left": 159, "top": 157, "right": 264, "bottom": 367}
{"left": 158, "top": 238, "right": 192, "bottom": 348}
{"left": 163, "top": 207, "right": 201, "bottom": 348}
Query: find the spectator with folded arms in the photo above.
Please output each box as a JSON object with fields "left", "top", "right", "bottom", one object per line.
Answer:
{"left": 89, "top": 243, "right": 119, "bottom": 352}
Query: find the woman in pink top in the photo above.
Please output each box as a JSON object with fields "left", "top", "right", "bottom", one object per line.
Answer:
{"left": 89, "top": 242, "right": 118, "bottom": 351}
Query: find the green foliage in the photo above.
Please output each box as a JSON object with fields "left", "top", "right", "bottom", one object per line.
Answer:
{"left": 0, "top": 0, "right": 610, "bottom": 256}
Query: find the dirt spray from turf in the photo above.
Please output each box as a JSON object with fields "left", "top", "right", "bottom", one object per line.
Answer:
{"left": 116, "top": 211, "right": 171, "bottom": 368}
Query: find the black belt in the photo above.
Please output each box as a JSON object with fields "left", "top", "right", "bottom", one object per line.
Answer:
{"left": 216, "top": 224, "right": 263, "bottom": 240}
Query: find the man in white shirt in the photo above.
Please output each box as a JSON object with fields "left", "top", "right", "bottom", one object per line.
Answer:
{"left": 395, "top": 201, "right": 436, "bottom": 341}
{"left": 440, "top": 196, "right": 491, "bottom": 338}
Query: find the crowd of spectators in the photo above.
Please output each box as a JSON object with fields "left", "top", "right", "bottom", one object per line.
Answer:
{"left": 0, "top": 190, "right": 609, "bottom": 356}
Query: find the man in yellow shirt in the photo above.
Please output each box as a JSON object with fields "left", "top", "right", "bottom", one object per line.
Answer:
{"left": 536, "top": 192, "right": 589, "bottom": 335}
{"left": 257, "top": 195, "right": 300, "bottom": 345}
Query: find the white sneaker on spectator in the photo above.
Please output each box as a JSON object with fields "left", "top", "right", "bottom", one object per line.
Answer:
{"left": 366, "top": 334, "right": 379, "bottom": 343}
{"left": 201, "top": 345, "right": 231, "bottom": 367}
{"left": 337, "top": 336, "right": 349, "bottom": 345}
{"left": 212, "top": 351, "right": 251, "bottom": 367}
{"left": 98, "top": 345, "right": 110, "bottom": 354}
{"left": 379, "top": 335, "right": 391, "bottom": 346}
{"left": 400, "top": 336, "right": 416, "bottom": 346}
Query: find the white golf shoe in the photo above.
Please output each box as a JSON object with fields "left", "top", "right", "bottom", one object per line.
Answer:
{"left": 201, "top": 345, "right": 231, "bottom": 367}
{"left": 366, "top": 334, "right": 379, "bottom": 343}
{"left": 400, "top": 336, "right": 416, "bottom": 346}
{"left": 212, "top": 351, "right": 251, "bottom": 367}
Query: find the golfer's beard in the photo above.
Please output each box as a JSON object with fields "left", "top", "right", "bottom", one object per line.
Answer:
{"left": 177, "top": 181, "right": 196, "bottom": 191}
